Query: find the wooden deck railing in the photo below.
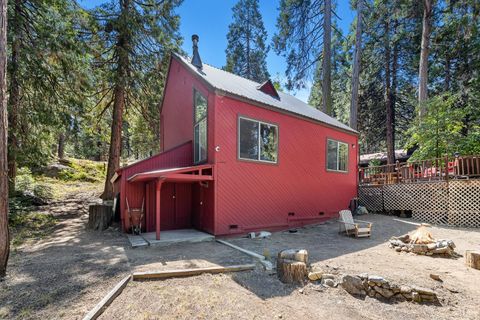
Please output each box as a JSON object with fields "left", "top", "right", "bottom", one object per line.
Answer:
{"left": 359, "top": 155, "right": 480, "bottom": 185}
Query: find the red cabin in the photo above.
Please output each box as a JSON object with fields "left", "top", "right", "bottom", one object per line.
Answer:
{"left": 113, "top": 44, "right": 358, "bottom": 240}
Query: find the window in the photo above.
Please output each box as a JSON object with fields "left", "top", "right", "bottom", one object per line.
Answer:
{"left": 238, "top": 117, "right": 278, "bottom": 163}
{"left": 327, "top": 139, "right": 348, "bottom": 172}
{"left": 194, "top": 90, "right": 207, "bottom": 163}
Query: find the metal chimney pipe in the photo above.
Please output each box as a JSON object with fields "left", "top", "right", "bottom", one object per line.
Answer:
{"left": 191, "top": 34, "right": 203, "bottom": 69}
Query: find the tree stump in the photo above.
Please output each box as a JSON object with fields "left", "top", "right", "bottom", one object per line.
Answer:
{"left": 465, "top": 250, "right": 480, "bottom": 270}
{"left": 88, "top": 204, "right": 113, "bottom": 231}
{"left": 277, "top": 249, "right": 308, "bottom": 284}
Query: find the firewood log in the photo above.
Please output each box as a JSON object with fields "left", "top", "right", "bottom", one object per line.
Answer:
{"left": 465, "top": 250, "right": 480, "bottom": 270}
{"left": 277, "top": 249, "right": 308, "bottom": 284}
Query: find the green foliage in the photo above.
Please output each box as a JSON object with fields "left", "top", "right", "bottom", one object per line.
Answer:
{"left": 273, "top": 0, "right": 326, "bottom": 90}
{"left": 408, "top": 93, "right": 480, "bottom": 159}
{"left": 15, "top": 168, "right": 35, "bottom": 194}
{"left": 225, "top": 0, "right": 270, "bottom": 83}
{"left": 8, "top": 211, "right": 57, "bottom": 247}
{"left": 368, "top": 159, "right": 382, "bottom": 167}
{"left": 57, "top": 159, "right": 106, "bottom": 183}
{"left": 309, "top": 23, "right": 351, "bottom": 124}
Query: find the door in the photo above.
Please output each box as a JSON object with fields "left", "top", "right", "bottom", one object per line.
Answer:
{"left": 160, "top": 182, "right": 176, "bottom": 230}
{"left": 175, "top": 183, "right": 192, "bottom": 229}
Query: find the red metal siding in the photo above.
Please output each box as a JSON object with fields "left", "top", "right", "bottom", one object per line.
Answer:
{"left": 119, "top": 142, "right": 193, "bottom": 232}
{"left": 161, "top": 58, "right": 216, "bottom": 160}
{"left": 213, "top": 95, "right": 358, "bottom": 236}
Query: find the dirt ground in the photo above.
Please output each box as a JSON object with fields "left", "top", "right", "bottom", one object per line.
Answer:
{"left": 1, "top": 193, "right": 480, "bottom": 320}
{"left": 102, "top": 215, "right": 480, "bottom": 320}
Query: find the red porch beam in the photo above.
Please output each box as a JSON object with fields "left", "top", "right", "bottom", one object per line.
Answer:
{"left": 163, "top": 174, "right": 214, "bottom": 182}
{"left": 155, "top": 178, "right": 163, "bottom": 240}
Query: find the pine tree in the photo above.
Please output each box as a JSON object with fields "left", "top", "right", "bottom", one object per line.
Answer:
{"left": 7, "top": 0, "right": 93, "bottom": 192}
{"left": 0, "top": 0, "right": 8, "bottom": 278}
{"left": 91, "top": 0, "right": 182, "bottom": 200}
{"left": 273, "top": 0, "right": 334, "bottom": 115}
{"left": 225, "top": 0, "right": 269, "bottom": 83}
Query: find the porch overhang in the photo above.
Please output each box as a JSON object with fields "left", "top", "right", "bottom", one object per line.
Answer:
{"left": 127, "top": 164, "right": 214, "bottom": 183}
{"left": 126, "top": 164, "right": 214, "bottom": 241}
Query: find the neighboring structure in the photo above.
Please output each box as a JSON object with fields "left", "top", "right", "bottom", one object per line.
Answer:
{"left": 113, "top": 36, "right": 358, "bottom": 239}
{"left": 359, "top": 149, "right": 411, "bottom": 167}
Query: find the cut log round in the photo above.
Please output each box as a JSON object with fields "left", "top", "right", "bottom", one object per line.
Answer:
{"left": 88, "top": 204, "right": 113, "bottom": 231}
{"left": 465, "top": 250, "right": 480, "bottom": 270}
{"left": 277, "top": 249, "right": 309, "bottom": 284}
{"left": 278, "top": 249, "right": 309, "bottom": 264}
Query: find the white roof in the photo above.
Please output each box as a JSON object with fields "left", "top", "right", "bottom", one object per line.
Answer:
{"left": 174, "top": 53, "right": 356, "bottom": 134}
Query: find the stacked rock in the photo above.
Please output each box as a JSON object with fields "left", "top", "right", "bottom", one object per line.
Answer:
{"left": 341, "top": 274, "right": 438, "bottom": 303}
{"left": 389, "top": 235, "right": 456, "bottom": 256}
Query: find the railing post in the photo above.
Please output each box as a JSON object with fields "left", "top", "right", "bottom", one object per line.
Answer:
{"left": 396, "top": 160, "right": 400, "bottom": 183}
{"left": 445, "top": 154, "right": 449, "bottom": 182}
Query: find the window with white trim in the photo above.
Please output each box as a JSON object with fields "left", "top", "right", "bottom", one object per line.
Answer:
{"left": 327, "top": 139, "right": 348, "bottom": 172}
{"left": 238, "top": 117, "right": 278, "bottom": 163}
{"left": 194, "top": 90, "right": 207, "bottom": 163}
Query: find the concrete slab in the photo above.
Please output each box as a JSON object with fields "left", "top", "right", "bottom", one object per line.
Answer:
{"left": 141, "top": 229, "right": 214, "bottom": 246}
{"left": 127, "top": 234, "right": 149, "bottom": 248}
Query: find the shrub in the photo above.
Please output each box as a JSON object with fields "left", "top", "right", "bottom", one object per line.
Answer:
{"left": 15, "top": 167, "right": 35, "bottom": 194}
{"left": 33, "top": 183, "right": 55, "bottom": 202}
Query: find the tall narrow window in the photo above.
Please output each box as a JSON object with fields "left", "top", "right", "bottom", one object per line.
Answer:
{"left": 238, "top": 117, "right": 278, "bottom": 163}
{"left": 194, "top": 90, "right": 207, "bottom": 163}
{"left": 326, "top": 139, "right": 348, "bottom": 172}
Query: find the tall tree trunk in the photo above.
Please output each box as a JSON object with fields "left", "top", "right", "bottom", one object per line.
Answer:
{"left": 322, "top": 0, "right": 332, "bottom": 115}
{"left": 444, "top": 53, "right": 450, "bottom": 92}
{"left": 57, "top": 132, "right": 65, "bottom": 159}
{"left": 0, "top": 0, "right": 9, "bottom": 278}
{"left": 384, "top": 19, "right": 395, "bottom": 165}
{"left": 418, "top": 0, "right": 433, "bottom": 117}
{"left": 349, "top": 0, "right": 363, "bottom": 130}
{"left": 7, "top": 0, "right": 21, "bottom": 195}
{"left": 102, "top": 0, "right": 130, "bottom": 200}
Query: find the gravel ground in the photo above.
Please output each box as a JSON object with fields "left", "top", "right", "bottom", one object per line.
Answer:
{"left": 103, "top": 215, "right": 480, "bottom": 320}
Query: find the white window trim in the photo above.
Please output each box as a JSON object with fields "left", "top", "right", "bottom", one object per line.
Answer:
{"left": 194, "top": 90, "right": 207, "bottom": 164}
{"left": 194, "top": 119, "right": 207, "bottom": 163}
{"left": 326, "top": 139, "right": 348, "bottom": 173}
{"left": 238, "top": 116, "right": 278, "bottom": 164}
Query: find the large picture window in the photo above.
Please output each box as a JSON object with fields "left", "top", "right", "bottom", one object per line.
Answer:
{"left": 238, "top": 117, "right": 278, "bottom": 163}
{"left": 327, "top": 139, "right": 348, "bottom": 172}
{"left": 194, "top": 90, "right": 207, "bottom": 163}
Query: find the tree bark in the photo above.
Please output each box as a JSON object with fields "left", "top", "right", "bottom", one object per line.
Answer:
{"left": 7, "top": 0, "right": 21, "bottom": 195}
{"left": 349, "top": 0, "right": 363, "bottom": 130}
{"left": 277, "top": 249, "right": 308, "bottom": 284}
{"left": 322, "top": 0, "right": 332, "bottom": 115}
{"left": 88, "top": 204, "right": 113, "bottom": 231}
{"left": 102, "top": 0, "right": 130, "bottom": 200}
{"left": 418, "top": 0, "right": 433, "bottom": 118}
{"left": 57, "top": 132, "right": 65, "bottom": 159}
{"left": 384, "top": 19, "right": 395, "bottom": 165}
{"left": 0, "top": 0, "right": 9, "bottom": 278}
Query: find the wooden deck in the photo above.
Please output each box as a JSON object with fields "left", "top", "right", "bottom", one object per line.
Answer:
{"left": 359, "top": 155, "right": 480, "bottom": 186}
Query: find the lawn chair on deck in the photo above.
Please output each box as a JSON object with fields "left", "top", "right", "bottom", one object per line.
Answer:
{"left": 338, "top": 210, "right": 372, "bottom": 238}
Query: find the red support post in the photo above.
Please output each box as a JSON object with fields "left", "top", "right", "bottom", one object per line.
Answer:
{"left": 156, "top": 179, "right": 163, "bottom": 240}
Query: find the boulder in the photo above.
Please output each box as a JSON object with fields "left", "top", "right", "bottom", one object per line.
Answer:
{"left": 341, "top": 275, "right": 365, "bottom": 296}
{"left": 373, "top": 285, "right": 395, "bottom": 299}
{"left": 322, "top": 279, "right": 335, "bottom": 287}
{"left": 368, "top": 275, "right": 387, "bottom": 285}
{"left": 308, "top": 271, "right": 322, "bottom": 281}
{"left": 40, "top": 163, "right": 73, "bottom": 178}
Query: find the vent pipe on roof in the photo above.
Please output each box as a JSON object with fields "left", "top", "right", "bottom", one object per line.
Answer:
{"left": 191, "top": 34, "right": 203, "bottom": 69}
